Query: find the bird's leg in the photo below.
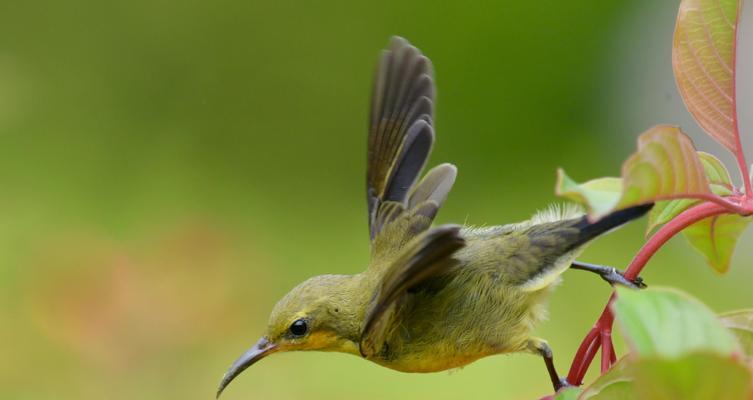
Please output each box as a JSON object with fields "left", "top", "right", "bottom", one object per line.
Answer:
{"left": 527, "top": 338, "right": 570, "bottom": 392}
{"left": 570, "top": 261, "right": 646, "bottom": 289}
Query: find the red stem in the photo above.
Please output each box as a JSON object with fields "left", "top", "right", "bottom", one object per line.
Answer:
{"left": 600, "top": 330, "right": 612, "bottom": 373}
{"left": 734, "top": 146, "right": 751, "bottom": 195}
{"left": 577, "top": 335, "right": 601, "bottom": 383}
{"left": 567, "top": 327, "right": 599, "bottom": 384}
{"left": 565, "top": 201, "right": 732, "bottom": 387}
{"left": 622, "top": 202, "right": 729, "bottom": 280}
{"left": 731, "top": 0, "right": 752, "bottom": 196}
{"left": 693, "top": 193, "right": 750, "bottom": 215}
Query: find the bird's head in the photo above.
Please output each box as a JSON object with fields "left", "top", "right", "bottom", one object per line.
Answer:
{"left": 217, "top": 274, "right": 365, "bottom": 397}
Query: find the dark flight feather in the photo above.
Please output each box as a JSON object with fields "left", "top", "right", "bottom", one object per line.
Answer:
{"left": 367, "top": 37, "right": 450, "bottom": 244}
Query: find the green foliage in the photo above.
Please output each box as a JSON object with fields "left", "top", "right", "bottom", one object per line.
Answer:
{"left": 682, "top": 214, "right": 751, "bottom": 273}
{"left": 613, "top": 287, "right": 739, "bottom": 357}
{"left": 719, "top": 310, "right": 753, "bottom": 358}
{"left": 553, "top": 387, "right": 582, "bottom": 400}
{"left": 631, "top": 353, "right": 753, "bottom": 400}
{"left": 555, "top": 170, "right": 621, "bottom": 219}
{"left": 577, "top": 359, "right": 635, "bottom": 400}
{"left": 556, "top": 118, "right": 751, "bottom": 275}
{"left": 557, "top": 0, "right": 753, "bottom": 280}
{"left": 559, "top": 0, "right": 753, "bottom": 394}
{"left": 576, "top": 288, "right": 753, "bottom": 399}
{"left": 640, "top": 150, "right": 748, "bottom": 273}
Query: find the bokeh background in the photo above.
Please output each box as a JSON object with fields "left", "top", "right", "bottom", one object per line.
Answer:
{"left": 1, "top": 0, "right": 752, "bottom": 399}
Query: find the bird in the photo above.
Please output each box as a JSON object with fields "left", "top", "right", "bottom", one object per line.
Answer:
{"left": 216, "top": 36, "right": 649, "bottom": 398}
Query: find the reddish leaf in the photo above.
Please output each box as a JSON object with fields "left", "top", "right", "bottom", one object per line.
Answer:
{"left": 673, "top": 0, "right": 741, "bottom": 153}
{"left": 647, "top": 151, "right": 734, "bottom": 234}
{"left": 557, "top": 126, "right": 715, "bottom": 220}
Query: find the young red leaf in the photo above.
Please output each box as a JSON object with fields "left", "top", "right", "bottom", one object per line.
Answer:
{"left": 557, "top": 126, "right": 716, "bottom": 220}
{"left": 646, "top": 152, "right": 734, "bottom": 234}
{"left": 616, "top": 125, "right": 711, "bottom": 209}
{"left": 673, "top": 0, "right": 741, "bottom": 154}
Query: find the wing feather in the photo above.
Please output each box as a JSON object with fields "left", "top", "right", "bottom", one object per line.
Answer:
{"left": 366, "top": 37, "right": 454, "bottom": 249}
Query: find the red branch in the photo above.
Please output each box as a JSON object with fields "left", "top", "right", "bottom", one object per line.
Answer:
{"left": 565, "top": 201, "right": 735, "bottom": 387}
{"left": 733, "top": 142, "right": 751, "bottom": 196}
{"left": 731, "top": 0, "right": 752, "bottom": 196}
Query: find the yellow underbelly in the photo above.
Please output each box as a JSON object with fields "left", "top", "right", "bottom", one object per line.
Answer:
{"left": 375, "top": 352, "right": 487, "bottom": 373}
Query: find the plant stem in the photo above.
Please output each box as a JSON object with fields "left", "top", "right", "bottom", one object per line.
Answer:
{"left": 567, "top": 327, "right": 599, "bottom": 384}
{"left": 731, "top": 0, "right": 751, "bottom": 195}
{"left": 600, "top": 329, "right": 612, "bottom": 373}
{"left": 622, "top": 202, "right": 729, "bottom": 280}
{"left": 733, "top": 145, "right": 752, "bottom": 195}
{"left": 694, "top": 194, "right": 750, "bottom": 215}
{"left": 565, "top": 201, "right": 732, "bottom": 386}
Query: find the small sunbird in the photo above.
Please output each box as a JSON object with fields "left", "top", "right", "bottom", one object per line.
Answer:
{"left": 217, "top": 37, "right": 649, "bottom": 397}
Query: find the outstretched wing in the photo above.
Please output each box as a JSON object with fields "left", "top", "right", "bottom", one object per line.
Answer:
{"left": 360, "top": 224, "right": 465, "bottom": 358}
{"left": 366, "top": 37, "right": 456, "bottom": 253}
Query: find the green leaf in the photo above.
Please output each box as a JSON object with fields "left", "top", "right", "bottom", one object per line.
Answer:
{"left": 555, "top": 169, "right": 621, "bottom": 218}
{"left": 553, "top": 387, "right": 581, "bottom": 400}
{"left": 579, "top": 358, "right": 636, "bottom": 400}
{"left": 631, "top": 353, "right": 753, "bottom": 400}
{"left": 580, "top": 291, "right": 753, "bottom": 399}
{"left": 698, "top": 152, "right": 734, "bottom": 190}
{"left": 673, "top": 0, "right": 741, "bottom": 153}
{"left": 581, "top": 380, "right": 634, "bottom": 400}
{"left": 719, "top": 310, "right": 753, "bottom": 357}
{"left": 646, "top": 199, "right": 698, "bottom": 234}
{"left": 682, "top": 213, "right": 751, "bottom": 273}
{"left": 613, "top": 287, "right": 740, "bottom": 358}
{"left": 646, "top": 151, "right": 734, "bottom": 234}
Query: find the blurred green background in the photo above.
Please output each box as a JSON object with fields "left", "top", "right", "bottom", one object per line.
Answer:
{"left": 1, "top": 0, "right": 752, "bottom": 399}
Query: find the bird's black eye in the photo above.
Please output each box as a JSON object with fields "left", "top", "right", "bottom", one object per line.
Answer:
{"left": 289, "top": 319, "right": 308, "bottom": 337}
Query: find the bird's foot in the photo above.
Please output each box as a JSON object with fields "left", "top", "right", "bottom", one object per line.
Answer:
{"left": 599, "top": 267, "right": 646, "bottom": 289}
{"left": 570, "top": 261, "right": 646, "bottom": 289}
{"left": 554, "top": 377, "right": 573, "bottom": 391}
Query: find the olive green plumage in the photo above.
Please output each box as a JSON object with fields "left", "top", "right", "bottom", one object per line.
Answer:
{"left": 217, "top": 36, "right": 650, "bottom": 397}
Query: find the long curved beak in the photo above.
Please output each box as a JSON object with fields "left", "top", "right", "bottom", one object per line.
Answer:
{"left": 217, "top": 337, "right": 278, "bottom": 398}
